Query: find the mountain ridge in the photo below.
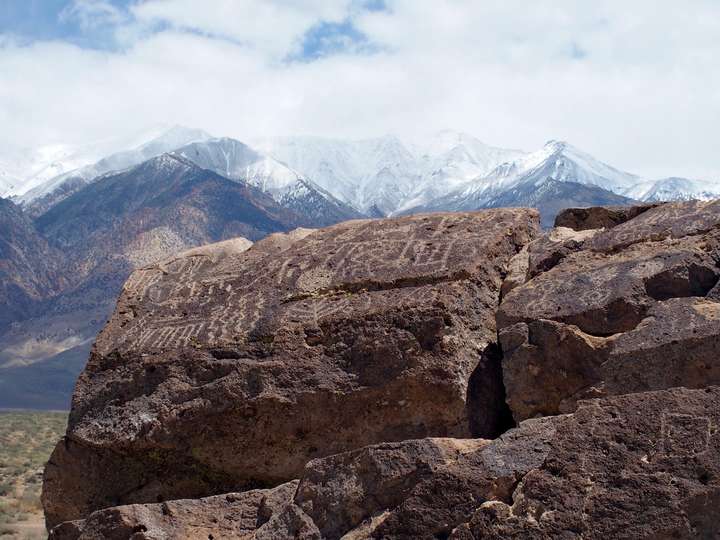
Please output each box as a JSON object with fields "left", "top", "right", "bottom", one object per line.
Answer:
{"left": 172, "top": 137, "right": 364, "bottom": 226}
{"left": 10, "top": 128, "right": 720, "bottom": 222}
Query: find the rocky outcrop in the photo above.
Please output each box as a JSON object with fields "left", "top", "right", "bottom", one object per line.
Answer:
{"left": 44, "top": 201, "right": 720, "bottom": 538}
{"left": 52, "top": 386, "right": 720, "bottom": 539}
{"left": 498, "top": 200, "right": 720, "bottom": 421}
{"left": 453, "top": 387, "right": 720, "bottom": 539}
{"left": 43, "top": 209, "right": 539, "bottom": 528}
{"left": 49, "top": 481, "right": 299, "bottom": 540}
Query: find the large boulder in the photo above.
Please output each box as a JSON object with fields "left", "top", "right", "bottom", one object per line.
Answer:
{"left": 49, "top": 481, "right": 299, "bottom": 540}
{"left": 293, "top": 422, "right": 556, "bottom": 538}
{"left": 43, "top": 209, "right": 539, "bottom": 527}
{"left": 50, "top": 387, "right": 720, "bottom": 539}
{"left": 498, "top": 200, "right": 720, "bottom": 421}
{"left": 453, "top": 387, "right": 720, "bottom": 539}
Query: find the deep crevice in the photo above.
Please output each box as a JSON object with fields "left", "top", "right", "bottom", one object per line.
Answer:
{"left": 467, "top": 342, "right": 516, "bottom": 439}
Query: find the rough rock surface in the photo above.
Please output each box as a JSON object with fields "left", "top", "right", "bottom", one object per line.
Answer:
{"left": 49, "top": 481, "right": 299, "bottom": 540}
{"left": 452, "top": 387, "right": 720, "bottom": 539}
{"left": 498, "top": 200, "right": 720, "bottom": 421}
{"left": 293, "top": 425, "right": 555, "bottom": 538}
{"left": 43, "top": 209, "right": 539, "bottom": 527}
{"left": 52, "top": 387, "right": 720, "bottom": 539}
{"left": 44, "top": 201, "right": 720, "bottom": 538}
{"left": 553, "top": 203, "right": 659, "bottom": 231}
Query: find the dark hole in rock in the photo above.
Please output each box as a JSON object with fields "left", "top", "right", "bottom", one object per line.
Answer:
{"left": 209, "top": 348, "right": 242, "bottom": 360}
{"left": 304, "top": 327, "right": 323, "bottom": 346}
{"left": 132, "top": 524, "right": 148, "bottom": 533}
{"left": 467, "top": 342, "right": 515, "bottom": 438}
{"left": 699, "top": 471, "right": 711, "bottom": 485}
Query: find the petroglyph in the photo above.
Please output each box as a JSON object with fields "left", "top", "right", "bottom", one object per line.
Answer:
{"left": 44, "top": 209, "right": 539, "bottom": 526}
{"left": 101, "top": 211, "right": 532, "bottom": 354}
{"left": 589, "top": 199, "right": 720, "bottom": 252}
{"left": 661, "top": 413, "right": 712, "bottom": 457}
{"left": 284, "top": 296, "right": 357, "bottom": 327}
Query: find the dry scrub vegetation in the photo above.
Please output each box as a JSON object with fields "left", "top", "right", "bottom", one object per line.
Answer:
{"left": 0, "top": 411, "right": 66, "bottom": 539}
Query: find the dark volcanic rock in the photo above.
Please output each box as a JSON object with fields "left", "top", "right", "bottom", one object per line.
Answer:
{"left": 44, "top": 200, "right": 720, "bottom": 537}
{"left": 452, "top": 387, "right": 720, "bottom": 539}
{"left": 554, "top": 203, "right": 660, "bottom": 231}
{"left": 498, "top": 200, "right": 720, "bottom": 421}
{"left": 293, "top": 423, "right": 556, "bottom": 539}
{"left": 49, "top": 481, "right": 299, "bottom": 540}
{"left": 43, "top": 208, "right": 539, "bottom": 527}
{"left": 51, "top": 387, "right": 720, "bottom": 539}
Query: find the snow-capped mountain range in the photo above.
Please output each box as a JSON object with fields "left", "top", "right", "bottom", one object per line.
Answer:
{"left": 252, "top": 131, "right": 525, "bottom": 215}
{"left": 172, "top": 137, "right": 362, "bottom": 226}
{"left": 14, "top": 126, "right": 212, "bottom": 211}
{"left": 1, "top": 126, "right": 208, "bottom": 199}
{"left": 3, "top": 126, "right": 719, "bottom": 223}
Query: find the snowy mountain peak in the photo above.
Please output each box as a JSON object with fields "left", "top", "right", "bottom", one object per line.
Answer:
{"left": 410, "top": 130, "right": 511, "bottom": 160}
{"left": 543, "top": 139, "right": 569, "bottom": 151}
{"left": 622, "top": 176, "right": 720, "bottom": 202}
{"left": 478, "top": 139, "right": 641, "bottom": 193}
{"left": 145, "top": 152, "right": 195, "bottom": 170}
{"left": 253, "top": 131, "right": 527, "bottom": 215}
{"left": 173, "top": 137, "right": 303, "bottom": 193}
{"left": 171, "top": 137, "right": 362, "bottom": 226}
{"left": 16, "top": 126, "right": 216, "bottom": 206}
{"left": 7, "top": 127, "right": 719, "bottom": 225}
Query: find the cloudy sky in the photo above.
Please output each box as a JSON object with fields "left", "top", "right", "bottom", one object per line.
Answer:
{"left": 1, "top": 0, "right": 719, "bottom": 179}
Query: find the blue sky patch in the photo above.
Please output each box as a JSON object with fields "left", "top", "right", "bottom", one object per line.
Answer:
{"left": 360, "top": 0, "right": 387, "bottom": 12}
{"left": 0, "top": 0, "right": 130, "bottom": 49}
{"left": 296, "top": 20, "right": 373, "bottom": 61}
{"left": 1, "top": 1, "right": 383, "bottom": 60}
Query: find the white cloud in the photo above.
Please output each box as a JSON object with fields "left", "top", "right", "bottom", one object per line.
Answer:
{"left": 1, "top": 0, "right": 719, "bottom": 179}
{"left": 129, "top": 0, "right": 353, "bottom": 57}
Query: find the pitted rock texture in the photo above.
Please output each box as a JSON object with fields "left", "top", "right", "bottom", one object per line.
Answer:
{"left": 498, "top": 200, "right": 720, "bottom": 421}
{"left": 451, "top": 387, "right": 720, "bottom": 539}
{"left": 292, "top": 425, "right": 556, "bottom": 538}
{"left": 48, "top": 481, "right": 299, "bottom": 540}
{"left": 43, "top": 209, "right": 539, "bottom": 527}
{"left": 50, "top": 387, "right": 720, "bottom": 539}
